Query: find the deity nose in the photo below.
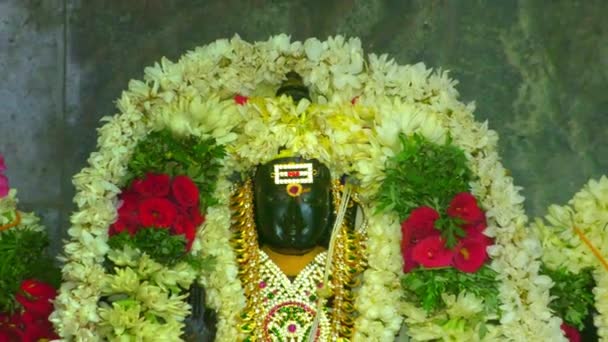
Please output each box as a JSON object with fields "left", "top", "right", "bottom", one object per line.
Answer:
{"left": 284, "top": 198, "right": 304, "bottom": 229}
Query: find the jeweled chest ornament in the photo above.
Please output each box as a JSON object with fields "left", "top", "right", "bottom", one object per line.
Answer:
{"left": 257, "top": 251, "right": 330, "bottom": 341}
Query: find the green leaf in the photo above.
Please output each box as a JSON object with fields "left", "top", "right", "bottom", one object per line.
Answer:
{"left": 125, "top": 130, "right": 225, "bottom": 210}
{"left": 0, "top": 229, "right": 60, "bottom": 313}
{"left": 376, "top": 133, "right": 474, "bottom": 244}
{"left": 108, "top": 229, "right": 188, "bottom": 267}
{"left": 401, "top": 265, "right": 499, "bottom": 314}
{"left": 541, "top": 265, "right": 595, "bottom": 330}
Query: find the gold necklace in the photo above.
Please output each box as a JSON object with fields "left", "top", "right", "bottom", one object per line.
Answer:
{"left": 230, "top": 179, "right": 367, "bottom": 341}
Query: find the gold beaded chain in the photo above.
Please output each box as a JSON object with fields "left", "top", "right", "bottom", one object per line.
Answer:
{"left": 230, "top": 179, "right": 263, "bottom": 338}
{"left": 229, "top": 179, "right": 367, "bottom": 341}
{"left": 327, "top": 180, "right": 367, "bottom": 340}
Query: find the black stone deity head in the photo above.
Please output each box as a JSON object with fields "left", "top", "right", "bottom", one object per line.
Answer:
{"left": 253, "top": 157, "right": 334, "bottom": 255}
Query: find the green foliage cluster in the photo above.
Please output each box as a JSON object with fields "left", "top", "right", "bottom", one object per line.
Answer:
{"left": 0, "top": 229, "right": 60, "bottom": 313}
{"left": 126, "top": 130, "right": 225, "bottom": 209}
{"left": 108, "top": 229, "right": 212, "bottom": 270}
{"left": 377, "top": 133, "right": 474, "bottom": 247}
{"left": 541, "top": 265, "right": 595, "bottom": 330}
{"left": 401, "top": 265, "right": 500, "bottom": 314}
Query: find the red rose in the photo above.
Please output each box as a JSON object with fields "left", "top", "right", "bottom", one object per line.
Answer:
{"left": 172, "top": 211, "right": 192, "bottom": 235}
{"left": 138, "top": 197, "right": 177, "bottom": 228}
{"left": 109, "top": 190, "right": 142, "bottom": 236}
{"left": 401, "top": 247, "right": 418, "bottom": 273}
{"left": 401, "top": 206, "right": 440, "bottom": 246}
{"left": 411, "top": 235, "right": 454, "bottom": 268}
{"left": 0, "top": 313, "right": 23, "bottom": 341}
{"left": 118, "top": 191, "right": 141, "bottom": 223}
{"left": 132, "top": 173, "right": 171, "bottom": 198}
{"left": 0, "top": 326, "right": 22, "bottom": 342}
{"left": 561, "top": 323, "right": 581, "bottom": 342}
{"left": 171, "top": 175, "right": 200, "bottom": 208}
{"left": 21, "top": 317, "right": 58, "bottom": 341}
{"left": 447, "top": 192, "right": 485, "bottom": 225}
{"left": 464, "top": 224, "right": 493, "bottom": 247}
{"left": 452, "top": 237, "right": 489, "bottom": 273}
{"left": 401, "top": 207, "right": 439, "bottom": 273}
{"left": 188, "top": 207, "right": 205, "bottom": 227}
{"left": 0, "top": 313, "right": 20, "bottom": 326}
{"left": 15, "top": 280, "right": 56, "bottom": 318}
{"left": 19, "top": 280, "right": 56, "bottom": 301}
{"left": 184, "top": 221, "right": 196, "bottom": 251}
{"left": 464, "top": 216, "right": 488, "bottom": 235}
{"left": 234, "top": 94, "right": 248, "bottom": 105}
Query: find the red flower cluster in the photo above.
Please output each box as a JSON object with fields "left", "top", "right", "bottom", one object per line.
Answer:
{"left": 0, "top": 279, "right": 58, "bottom": 341}
{"left": 109, "top": 173, "right": 204, "bottom": 251}
{"left": 401, "top": 192, "right": 492, "bottom": 273}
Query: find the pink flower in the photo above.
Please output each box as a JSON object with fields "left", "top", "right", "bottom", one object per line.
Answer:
{"left": 411, "top": 235, "right": 454, "bottom": 268}
{"left": 452, "top": 237, "right": 489, "bottom": 273}
{"left": 0, "top": 154, "right": 6, "bottom": 172}
{"left": 0, "top": 174, "right": 8, "bottom": 198}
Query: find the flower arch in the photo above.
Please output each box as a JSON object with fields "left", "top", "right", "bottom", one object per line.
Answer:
{"left": 50, "top": 34, "right": 564, "bottom": 341}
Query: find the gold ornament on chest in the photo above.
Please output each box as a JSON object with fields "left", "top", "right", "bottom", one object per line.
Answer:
{"left": 230, "top": 169, "right": 367, "bottom": 341}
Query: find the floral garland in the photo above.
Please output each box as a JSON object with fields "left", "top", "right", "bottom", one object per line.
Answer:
{"left": 51, "top": 35, "right": 564, "bottom": 341}
{"left": 533, "top": 176, "right": 608, "bottom": 341}
{"left": 385, "top": 135, "right": 502, "bottom": 341}
{"left": 0, "top": 155, "right": 60, "bottom": 340}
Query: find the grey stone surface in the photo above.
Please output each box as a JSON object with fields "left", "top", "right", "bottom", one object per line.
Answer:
{"left": 0, "top": 0, "right": 65, "bottom": 250}
{"left": 0, "top": 0, "right": 607, "bottom": 259}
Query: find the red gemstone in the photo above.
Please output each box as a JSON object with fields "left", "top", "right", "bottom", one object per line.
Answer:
{"left": 288, "top": 324, "right": 297, "bottom": 333}
{"left": 289, "top": 185, "right": 300, "bottom": 194}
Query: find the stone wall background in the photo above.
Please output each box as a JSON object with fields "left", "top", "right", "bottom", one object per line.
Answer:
{"left": 1, "top": 0, "right": 607, "bottom": 258}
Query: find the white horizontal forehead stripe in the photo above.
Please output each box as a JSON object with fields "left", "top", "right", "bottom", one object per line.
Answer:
{"left": 274, "top": 163, "right": 314, "bottom": 184}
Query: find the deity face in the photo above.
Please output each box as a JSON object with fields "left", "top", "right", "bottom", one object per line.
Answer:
{"left": 253, "top": 157, "right": 334, "bottom": 254}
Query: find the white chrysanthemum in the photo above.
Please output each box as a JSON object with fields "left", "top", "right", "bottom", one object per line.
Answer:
{"left": 98, "top": 301, "right": 144, "bottom": 336}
